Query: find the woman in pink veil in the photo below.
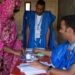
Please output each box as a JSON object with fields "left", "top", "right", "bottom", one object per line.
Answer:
{"left": 0, "top": 0, "right": 24, "bottom": 75}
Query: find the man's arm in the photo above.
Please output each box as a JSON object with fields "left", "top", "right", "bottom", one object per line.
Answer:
{"left": 39, "top": 50, "right": 51, "bottom": 57}
{"left": 26, "top": 21, "right": 30, "bottom": 48}
{"left": 50, "top": 64, "right": 75, "bottom": 75}
{"left": 46, "top": 26, "right": 50, "bottom": 49}
{"left": 50, "top": 68, "right": 71, "bottom": 75}
{"left": 33, "top": 48, "right": 52, "bottom": 57}
{"left": 30, "top": 61, "right": 75, "bottom": 75}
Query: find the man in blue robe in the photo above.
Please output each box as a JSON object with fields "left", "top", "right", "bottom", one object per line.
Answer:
{"left": 23, "top": 0, "right": 56, "bottom": 50}
{"left": 30, "top": 15, "right": 75, "bottom": 75}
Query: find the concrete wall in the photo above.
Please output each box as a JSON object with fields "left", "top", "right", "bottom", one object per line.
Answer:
{"left": 58, "top": 0, "right": 75, "bottom": 21}
{"left": 0, "top": 0, "right": 2, "bottom": 2}
{"left": 58, "top": 0, "right": 75, "bottom": 43}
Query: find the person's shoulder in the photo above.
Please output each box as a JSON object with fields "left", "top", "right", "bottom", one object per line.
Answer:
{"left": 43, "top": 11, "right": 51, "bottom": 16}
{"left": 24, "top": 11, "right": 36, "bottom": 17}
{"left": 24, "top": 11, "right": 35, "bottom": 14}
{"left": 43, "top": 11, "right": 54, "bottom": 15}
{"left": 56, "top": 42, "right": 68, "bottom": 49}
{"left": 43, "top": 11, "right": 56, "bottom": 20}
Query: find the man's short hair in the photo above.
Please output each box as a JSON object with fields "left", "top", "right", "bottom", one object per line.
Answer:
{"left": 36, "top": 0, "right": 45, "bottom": 6}
{"left": 61, "top": 15, "right": 75, "bottom": 32}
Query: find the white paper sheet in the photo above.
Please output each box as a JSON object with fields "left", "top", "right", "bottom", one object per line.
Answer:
{"left": 40, "top": 61, "right": 55, "bottom": 68}
{"left": 17, "top": 63, "right": 46, "bottom": 75}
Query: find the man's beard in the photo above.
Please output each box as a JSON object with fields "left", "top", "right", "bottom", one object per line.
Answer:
{"left": 59, "top": 33, "right": 67, "bottom": 42}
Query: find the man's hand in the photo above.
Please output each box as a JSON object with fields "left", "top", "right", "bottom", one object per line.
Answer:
{"left": 33, "top": 48, "right": 51, "bottom": 57}
{"left": 30, "top": 60, "right": 48, "bottom": 70}
{"left": 33, "top": 48, "right": 42, "bottom": 53}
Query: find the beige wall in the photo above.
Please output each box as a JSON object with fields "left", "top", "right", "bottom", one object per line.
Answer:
{"left": 0, "top": 0, "right": 2, "bottom": 2}
{"left": 15, "top": 0, "right": 58, "bottom": 38}
{"left": 58, "top": 0, "right": 75, "bottom": 43}
{"left": 58, "top": 0, "right": 75, "bottom": 20}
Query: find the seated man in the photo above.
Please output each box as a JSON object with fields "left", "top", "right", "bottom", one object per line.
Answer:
{"left": 30, "top": 15, "right": 75, "bottom": 75}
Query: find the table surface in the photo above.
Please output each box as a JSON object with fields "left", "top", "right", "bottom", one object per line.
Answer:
{"left": 11, "top": 56, "right": 53, "bottom": 75}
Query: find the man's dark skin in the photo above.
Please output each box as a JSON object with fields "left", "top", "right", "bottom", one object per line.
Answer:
{"left": 26, "top": 2, "right": 50, "bottom": 49}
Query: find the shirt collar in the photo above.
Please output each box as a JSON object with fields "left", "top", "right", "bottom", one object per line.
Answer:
{"left": 68, "top": 41, "right": 75, "bottom": 51}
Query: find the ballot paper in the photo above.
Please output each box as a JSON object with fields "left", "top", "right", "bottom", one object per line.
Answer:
{"left": 17, "top": 61, "right": 55, "bottom": 75}
{"left": 17, "top": 63, "right": 46, "bottom": 75}
{"left": 40, "top": 61, "right": 55, "bottom": 68}
{"left": 26, "top": 48, "right": 33, "bottom": 51}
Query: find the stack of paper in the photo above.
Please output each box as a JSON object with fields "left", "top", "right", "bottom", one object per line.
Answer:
{"left": 17, "top": 63, "right": 46, "bottom": 75}
{"left": 40, "top": 61, "right": 55, "bottom": 68}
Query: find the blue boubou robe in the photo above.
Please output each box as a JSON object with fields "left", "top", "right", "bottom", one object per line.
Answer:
{"left": 23, "top": 11, "right": 55, "bottom": 50}
{"left": 51, "top": 42, "right": 75, "bottom": 70}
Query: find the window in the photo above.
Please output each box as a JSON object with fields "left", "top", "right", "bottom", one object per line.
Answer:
{"left": 25, "top": 2, "right": 31, "bottom": 11}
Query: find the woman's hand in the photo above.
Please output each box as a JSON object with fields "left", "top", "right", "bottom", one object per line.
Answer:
{"left": 14, "top": 50, "right": 22, "bottom": 56}
{"left": 4, "top": 46, "right": 22, "bottom": 56}
{"left": 21, "top": 47, "right": 26, "bottom": 55}
{"left": 14, "top": 47, "right": 26, "bottom": 56}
